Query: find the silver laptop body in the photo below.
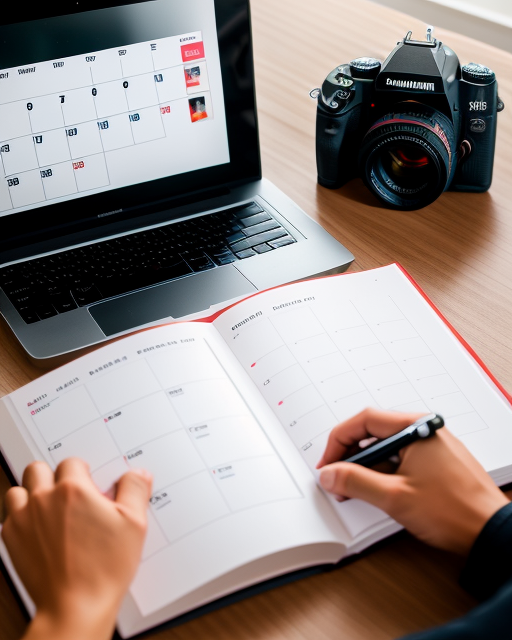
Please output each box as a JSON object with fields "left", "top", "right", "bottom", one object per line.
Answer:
{"left": 0, "top": 0, "right": 353, "bottom": 362}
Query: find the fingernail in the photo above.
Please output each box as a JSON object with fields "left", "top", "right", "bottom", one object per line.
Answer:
{"left": 132, "top": 468, "right": 152, "bottom": 481}
{"left": 319, "top": 467, "right": 335, "bottom": 491}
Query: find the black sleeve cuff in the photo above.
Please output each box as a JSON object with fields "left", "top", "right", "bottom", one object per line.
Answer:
{"left": 460, "top": 501, "right": 512, "bottom": 600}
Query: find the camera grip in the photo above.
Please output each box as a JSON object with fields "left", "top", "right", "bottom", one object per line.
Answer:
{"left": 453, "top": 79, "right": 499, "bottom": 192}
{"left": 316, "top": 106, "right": 361, "bottom": 189}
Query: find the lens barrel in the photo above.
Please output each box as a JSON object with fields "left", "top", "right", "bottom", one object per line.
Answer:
{"left": 359, "top": 106, "right": 456, "bottom": 210}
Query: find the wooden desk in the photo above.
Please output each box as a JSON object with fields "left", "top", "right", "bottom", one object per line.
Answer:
{"left": 1, "top": 0, "right": 511, "bottom": 637}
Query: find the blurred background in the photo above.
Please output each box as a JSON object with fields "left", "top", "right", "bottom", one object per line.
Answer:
{"left": 370, "top": 0, "right": 512, "bottom": 52}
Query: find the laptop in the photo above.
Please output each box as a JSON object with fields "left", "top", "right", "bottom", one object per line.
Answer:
{"left": 0, "top": 0, "right": 353, "bottom": 362}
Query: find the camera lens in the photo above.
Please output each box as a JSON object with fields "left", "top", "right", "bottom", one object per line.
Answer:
{"left": 359, "top": 105, "right": 456, "bottom": 210}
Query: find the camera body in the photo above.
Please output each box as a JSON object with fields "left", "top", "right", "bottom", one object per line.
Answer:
{"left": 313, "top": 29, "right": 504, "bottom": 210}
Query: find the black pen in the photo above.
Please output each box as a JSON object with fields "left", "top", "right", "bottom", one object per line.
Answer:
{"left": 344, "top": 413, "right": 444, "bottom": 468}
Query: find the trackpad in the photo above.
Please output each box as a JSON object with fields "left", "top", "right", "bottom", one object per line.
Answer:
{"left": 89, "top": 267, "right": 256, "bottom": 336}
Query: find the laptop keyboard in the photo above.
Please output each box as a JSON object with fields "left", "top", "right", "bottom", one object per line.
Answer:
{"left": 0, "top": 201, "right": 296, "bottom": 324}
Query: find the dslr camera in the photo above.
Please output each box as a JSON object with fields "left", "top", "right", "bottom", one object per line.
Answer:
{"left": 312, "top": 28, "right": 504, "bottom": 210}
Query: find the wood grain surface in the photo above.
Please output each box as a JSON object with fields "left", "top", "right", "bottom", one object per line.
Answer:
{"left": 1, "top": 0, "right": 511, "bottom": 638}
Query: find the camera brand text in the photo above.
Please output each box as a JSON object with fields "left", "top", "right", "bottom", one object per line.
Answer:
{"left": 385, "top": 78, "right": 435, "bottom": 91}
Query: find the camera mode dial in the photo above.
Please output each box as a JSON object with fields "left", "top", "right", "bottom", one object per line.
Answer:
{"left": 349, "top": 57, "right": 381, "bottom": 79}
{"left": 461, "top": 63, "right": 495, "bottom": 84}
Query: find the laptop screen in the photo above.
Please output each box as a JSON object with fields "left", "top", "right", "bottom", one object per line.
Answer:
{"left": 0, "top": 0, "right": 260, "bottom": 258}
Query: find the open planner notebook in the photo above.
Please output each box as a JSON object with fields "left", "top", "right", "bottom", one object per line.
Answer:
{"left": 1, "top": 263, "right": 511, "bottom": 637}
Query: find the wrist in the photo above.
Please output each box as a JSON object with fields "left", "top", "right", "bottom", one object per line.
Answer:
{"left": 465, "top": 494, "right": 510, "bottom": 554}
{"left": 24, "top": 598, "right": 118, "bottom": 640}
{"left": 449, "top": 493, "right": 510, "bottom": 557}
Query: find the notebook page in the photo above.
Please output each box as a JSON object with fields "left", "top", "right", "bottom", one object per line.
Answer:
{"left": 212, "top": 264, "right": 512, "bottom": 539}
{"left": 3, "top": 320, "right": 346, "bottom": 617}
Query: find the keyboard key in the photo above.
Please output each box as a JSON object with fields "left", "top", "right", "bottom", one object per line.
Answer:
{"left": 152, "top": 260, "right": 192, "bottom": 280}
{"left": 0, "top": 272, "right": 17, "bottom": 288}
{"left": 268, "top": 235, "right": 296, "bottom": 249}
{"left": 242, "top": 220, "right": 280, "bottom": 237}
{"left": 11, "top": 293, "right": 33, "bottom": 307}
{"left": 17, "top": 306, "right": 39, "bottom": 324}
{"left": 238, "top": 212, "right": 271, "bottom": 227}
{"left": 50, "top": 293, "right": 78, "bottom": 313}
{"left": 35, "top": 304, "right": 58, "bottom": 320}
{"left": 233, "top": 202, "right": 264, "bottom": 219}
{"left": 227, "top": 237, "right": 251, "bottom": 252}
{"left": 181, "top": 252, "right": 215, "bottom": 272}
{"left": 253, "top": 243, "right": 273, "bottom": 254}
{"left": 235, "top": 248, "right": 257, "bottom": 259}
{"left": 211, "top": 247, "right": 237, "bottom": 265}
{"left": 71, "top": 285, "right": 103, "bottom": 306}
{"left": 226, "top": 231, "right": 245, "bottom": 244}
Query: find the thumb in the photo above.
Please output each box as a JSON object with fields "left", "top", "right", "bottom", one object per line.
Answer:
{"left": 115, "top": 468, "right": 153, "bottom": 517}
{"left": 319, "top": 462, "right": 399, "bottom": 511}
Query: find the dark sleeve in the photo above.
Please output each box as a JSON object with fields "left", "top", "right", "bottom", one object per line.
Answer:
{"left": 398, "top": 502, "right": 512, "bottom": 640}
{"left": 459, "top": 501, "right": 512, "bottom": 600}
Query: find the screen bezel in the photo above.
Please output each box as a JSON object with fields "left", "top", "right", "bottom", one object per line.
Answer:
{"left": 0, "top": 0, "right": 260, "bottom": 258}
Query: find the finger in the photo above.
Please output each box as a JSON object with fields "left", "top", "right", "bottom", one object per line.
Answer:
{"left": 317, "top": 408, "right": 425, "bottom": 467}
{"left": 22, "top": 460, "right": 55, "bottom": 493}
{"left": 3, "top": 486, "right": 29, "bottom": 517}
{"left": 319, "top": 461, "right": 401, "bottom": 510}
{"left": 115, "top": 469, "right": 153, "bottom": 516}
{"left": 54, "top": 458, "right": 91, "bottom": 483}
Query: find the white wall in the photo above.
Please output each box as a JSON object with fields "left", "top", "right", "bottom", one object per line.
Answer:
{"left": 370, "top": 0, "right": 512, "bottom": 52}
{"left": 452, "top": 0, "right": 512, "bottom": 22}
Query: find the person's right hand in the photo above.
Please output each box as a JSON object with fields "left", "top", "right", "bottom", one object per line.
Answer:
{"left": 317, "top": 408, "right": 510, "bottom": 556}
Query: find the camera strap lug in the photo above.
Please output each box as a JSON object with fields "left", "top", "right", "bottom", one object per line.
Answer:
{"left": 459, "top": 140, "right": 472, "bottom": 161}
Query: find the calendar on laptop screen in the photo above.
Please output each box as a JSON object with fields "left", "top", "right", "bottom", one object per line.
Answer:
{"left": 0, "top": 6, "right": 230, "bottom": 218}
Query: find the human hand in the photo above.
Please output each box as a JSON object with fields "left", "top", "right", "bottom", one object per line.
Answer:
{"left": 316, "top": 408, "right": 510, "bottom": 556}
{"left": 1, "top": 458, "right": 152, "bottom": 640}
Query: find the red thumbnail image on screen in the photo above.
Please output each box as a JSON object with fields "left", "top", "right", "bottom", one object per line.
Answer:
{"left": 185, "top": 66, "right": 201, "bottom": 87}
{"left": 189, "top": 96, "right": 208, "bottom": 122}
{"left": 181, "top": 41, "right": 205, "bottom": 62}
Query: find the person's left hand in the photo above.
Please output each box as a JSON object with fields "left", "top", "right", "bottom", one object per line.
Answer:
{"left": 2, "top": 458, "right": 152, "bottom": 640}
